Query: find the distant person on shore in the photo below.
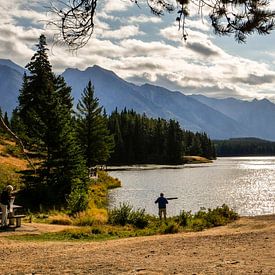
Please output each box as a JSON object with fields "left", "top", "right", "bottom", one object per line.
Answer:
{"left": 155, "top": 193, "right": 168, "bottom": 220}
{"left": 0, "top": 185, "right": 14, "bottom": 228}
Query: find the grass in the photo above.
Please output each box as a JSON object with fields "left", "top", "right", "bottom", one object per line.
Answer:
{"left": 8, "top": 204, "right": 239, "bottom": 242}
{"left": 183, "top": 156, "right": 213, "bottom": 164}
{"left": 0, "top": 136, "right": 28, "bottom": 192}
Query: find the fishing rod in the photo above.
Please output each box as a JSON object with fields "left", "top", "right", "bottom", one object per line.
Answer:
{"left": 166, "top": 197, "right": 178, "bottom": 200}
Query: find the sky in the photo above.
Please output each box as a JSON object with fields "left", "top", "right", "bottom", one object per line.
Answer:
{"left": 1, "top": 0, "right": 275, "bottom": 102}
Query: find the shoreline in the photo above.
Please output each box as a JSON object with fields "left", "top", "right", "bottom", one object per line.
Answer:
{"left": 107, "top": 156, "right": 212, "bottom": 171}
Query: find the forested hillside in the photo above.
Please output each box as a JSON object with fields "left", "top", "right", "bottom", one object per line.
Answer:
{"left": 214, "top": 138, "right": 275, "bottom": 156}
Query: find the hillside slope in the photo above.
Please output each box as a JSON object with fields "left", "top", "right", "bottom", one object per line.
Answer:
{"left": 0, "top": 136, "right": 28, "bottom": 190}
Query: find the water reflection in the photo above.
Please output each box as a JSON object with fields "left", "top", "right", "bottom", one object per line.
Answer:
{"left": 108, "top": 157, "right": 275, "bottom": 216}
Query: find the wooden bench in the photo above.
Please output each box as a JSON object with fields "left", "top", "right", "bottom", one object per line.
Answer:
{"left": 8, "top": 215, "right": 26, "bottom": 227}
{"left": 0, "top": 213, "right": 26, "bottom": 227}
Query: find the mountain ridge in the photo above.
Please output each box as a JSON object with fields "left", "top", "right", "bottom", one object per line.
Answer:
{"left": 1, "top": 58, "right": 275, "bottom": 140}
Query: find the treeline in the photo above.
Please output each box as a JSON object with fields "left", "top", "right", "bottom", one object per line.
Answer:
{"left": 214, "top": 138, "right": 275, "bottom": 156}
{"left": 108, "top": 109, "right": 216, "bottom": 165}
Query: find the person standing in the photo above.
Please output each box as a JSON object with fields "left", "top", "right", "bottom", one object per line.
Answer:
{"left": 0, "top": 185, "right": 14, "bottom": 228}
{"left": 155, "top": 193, "right": 168, "bottom": 220}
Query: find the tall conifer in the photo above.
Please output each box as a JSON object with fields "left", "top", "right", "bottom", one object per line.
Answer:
{"left": 76, "top": 81, "right": 114, "bottom": 167}
{"left": 17, "top": 35, "right": 88, "bottom": 211}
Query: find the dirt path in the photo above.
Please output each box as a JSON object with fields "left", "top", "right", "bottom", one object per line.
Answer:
{"left": 0, "top": 215, "right": 274, "bottom": 275}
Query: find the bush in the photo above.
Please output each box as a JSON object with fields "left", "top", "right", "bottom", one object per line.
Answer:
{"left": 74, "top": 208, "right": 108, "bottom": 226}
{"left": 177, "top": 210, "right": 192, "bottom": 227}
{"left": 108, "top": 203, "right": 149, "bottom": 228}
{"left": 189, "top": 218, "right": 208, "bottom": 231}
{"left": 108, "top": 203, "right": 133, "bottom": 226}
{"left": 49, "top": 213, "right": 73, "bottom": 225}
{"left": 161, "top": 221, "right": 179, "bottom": 234}
{"left": 190, "top": 204, "right": 239, "bottom": 230}
{"left": 128, "top": 208, "right": 149, "bottom": 229}
{"left": 67, "top": 179, "right": 89, "bottom": 213}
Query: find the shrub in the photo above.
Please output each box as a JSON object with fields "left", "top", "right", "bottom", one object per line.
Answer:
{"left": 108, "top": 203, "right": 132, "bottom": 226}
{"left": 108, "top": 203, "right": 149, "bottom": 228}
{"left": 189, "top": 218, "right": 208, "bottom": 231}
{"left": 161, "top": 221, "right": 179, "bottom": 234}
{"left": 190, "top": 204, "right": 239, "bottom": 230}
{"left": 67, "top": 179, "right": 89, "bottom": 213}
{"left": 128, "top": 208, "right": 149, "bottom": 229}
{"left": 74, "top": 208, "right": 108, "bottom": 226}
{"left": 49, "top": 213, "right": 73, "bottom": 225}
{"left": 177, "top": 210, "right": 192, "bottom": 227}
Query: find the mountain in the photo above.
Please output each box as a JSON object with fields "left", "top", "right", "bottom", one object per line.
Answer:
{"left": 62, "top": 66, "right": 246, "bottom": 139}
{"left": 1, "top": 58, "right": 275, "bottom": 140}
{"left": 191, "top": 95, "right": 275, "bottom": 141}
{"left": 0, "top": 60, "right": 25, "bottom": 115}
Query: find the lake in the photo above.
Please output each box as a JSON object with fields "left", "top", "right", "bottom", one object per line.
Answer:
{"left": 108, "top": 157, "right": 275, "bottom": 217}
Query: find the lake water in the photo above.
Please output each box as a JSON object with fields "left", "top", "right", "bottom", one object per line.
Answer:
{"left": 108, "top": 157, "right": 275, "bottom": 217}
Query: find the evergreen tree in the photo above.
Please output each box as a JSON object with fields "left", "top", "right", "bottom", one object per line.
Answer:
{"left": 17, "top": 35, "right": 88, "bottom": 211}
{"left": 76, "top": 81, "right": 114, "bottom": 167}
{"left": 107, "top": 109, "right": 216, "bottom": 164}
{"left": 166, "top": 120, "right": 185, "bottom": 164}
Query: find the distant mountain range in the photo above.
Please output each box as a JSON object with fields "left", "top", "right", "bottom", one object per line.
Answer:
{"left": 1, "top": 58, "right": 275, "bottom": 141}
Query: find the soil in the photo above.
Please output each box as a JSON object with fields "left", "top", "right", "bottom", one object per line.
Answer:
{"left": 0, "top": 215, "right": 274, "bottom": 275}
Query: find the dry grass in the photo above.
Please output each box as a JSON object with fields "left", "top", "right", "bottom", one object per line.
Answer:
{"left": 0, "top": 139, "right": 29, "bottom": 170}
{"left": 183, "top": 155, "right": 213, "bottom": 164}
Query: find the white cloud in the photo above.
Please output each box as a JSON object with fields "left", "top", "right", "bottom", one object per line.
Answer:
{"left": 128, "top": 15, "right": 162, "bottom": 24}
{"left": 98, "top": 25, "right": 144, "bottom": 39}
{"left": 103, "top": 0, "right": 134, "bottom": 13}
{"left": 1, "top": 0, "right": 275, "bottom": 103}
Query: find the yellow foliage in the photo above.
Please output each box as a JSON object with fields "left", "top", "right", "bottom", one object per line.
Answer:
{"left": 48, "top": 213, "right": 73, "bottom": 225}
{"left": 74, "top": 208, "right": 108, "bottom": 226}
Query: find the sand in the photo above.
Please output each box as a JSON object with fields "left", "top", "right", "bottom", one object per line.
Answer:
{"left": 0, "top": 215, "right": 274, "bottom": 275}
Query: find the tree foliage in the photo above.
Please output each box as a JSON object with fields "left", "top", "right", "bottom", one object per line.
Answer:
{"left": 214, "top": 137, "right": 275, "bottom": 156}
{"left": 76, "top": 81, "right": 114, "bottom": 167}
{"left": 107, "top": 109, "right": 215, "bottom": 164}
{"left": 16, "top": 35, "right": 89, "bottom": 211}
{"left": 49, "top": 0, "right": 275, "bottom": 49}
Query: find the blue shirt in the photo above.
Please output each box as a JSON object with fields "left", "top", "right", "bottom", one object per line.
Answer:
{"left": 155, "top": 196, "right": 168, "bottom": 209}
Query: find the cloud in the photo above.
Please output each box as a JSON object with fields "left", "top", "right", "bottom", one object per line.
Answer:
{"left": 128, "top": 15, "right": 162, "bottom": 24}
{"left": 103, "top": 0, "right": 134, "bottom": 13}
{"left": 231, "top": 73, "right": 275, "bottom": 85}
{"left": 186, "top": 41, "right": 220, "bottom": 57}
{"left": 1, "top": 0, "right": 275, "bottom": 104}
{"left": 99, "top": 25, "right": 144, "bottom": 39}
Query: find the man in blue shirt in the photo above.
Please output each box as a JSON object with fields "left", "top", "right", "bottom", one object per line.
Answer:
{"left": 155, "top": 193, "right": 168, "bottom": 220}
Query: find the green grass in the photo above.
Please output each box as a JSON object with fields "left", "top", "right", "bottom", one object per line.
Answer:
{"left": 7, "top": 204, "right": 239, "bottom": 242}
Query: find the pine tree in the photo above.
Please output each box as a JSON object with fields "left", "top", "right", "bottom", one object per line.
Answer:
{"left": 76, "top": 81, "right": 114, "bottom": 168}
{"left": 166, "top": 120, "right": 185, "bottom": 164}
{"left": 17, "top": 35, "right": 88, "bottom": 211}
